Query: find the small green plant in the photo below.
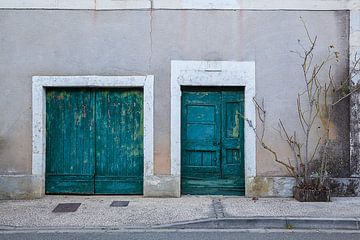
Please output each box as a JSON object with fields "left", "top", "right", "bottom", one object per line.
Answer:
{"left": 285, "top": 223, "right": 293, "bottom": 230}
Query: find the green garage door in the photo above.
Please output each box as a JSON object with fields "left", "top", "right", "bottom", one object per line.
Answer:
{"left": 45, "top": 88, "right": 143, "bottom": 194}
{"left": 181, "top": 88, "right": 245, "bottom": 195}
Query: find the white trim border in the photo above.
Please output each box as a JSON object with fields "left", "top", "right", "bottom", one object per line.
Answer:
{"left": 32, "top": 75, "right": 154, "bottom": 195}
{"left": 0, "top": 0, "right": 359, "bottom": 10}
{"left": 171, "top": 60, "right": 256, "bottom": 196}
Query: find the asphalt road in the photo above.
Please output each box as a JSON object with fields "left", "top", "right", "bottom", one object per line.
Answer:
{"left": 1, "top": 229, "right": 360, "bottom": 240}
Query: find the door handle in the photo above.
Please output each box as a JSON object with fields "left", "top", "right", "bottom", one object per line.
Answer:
{"left": 213, "top": 141, "right": 220, "bottom": 146}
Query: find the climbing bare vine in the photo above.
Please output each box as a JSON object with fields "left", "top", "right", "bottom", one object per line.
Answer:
{"left": 245, "top": 17, "right": 360, "bottom": 190}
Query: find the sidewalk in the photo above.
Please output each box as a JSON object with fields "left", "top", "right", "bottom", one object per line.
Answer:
{"left": 0, "top": 196, "right": 360, "bottom": 230}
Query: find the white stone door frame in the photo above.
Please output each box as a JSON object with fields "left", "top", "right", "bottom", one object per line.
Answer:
{"left": 32, "top": 75, "right": 154, "bottom": 196}
{"left": 171, "top": 60, "right": 256, "bottom": 196}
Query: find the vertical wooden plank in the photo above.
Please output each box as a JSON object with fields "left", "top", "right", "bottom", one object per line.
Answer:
{"left": 94, "top": 89, "right": 110, "bottom": 189}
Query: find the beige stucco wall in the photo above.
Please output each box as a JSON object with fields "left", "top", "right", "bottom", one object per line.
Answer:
{"left": 0, "top": 10, "right": 350, "bottom": 179}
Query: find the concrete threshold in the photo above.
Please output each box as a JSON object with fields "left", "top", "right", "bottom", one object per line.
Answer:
{"left": 154, "top": 217, "right": 360, "bottom": 230}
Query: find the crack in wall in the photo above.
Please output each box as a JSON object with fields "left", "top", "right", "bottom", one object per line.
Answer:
{"left": 148, "top": 0, "right": 153, "bottom": 72}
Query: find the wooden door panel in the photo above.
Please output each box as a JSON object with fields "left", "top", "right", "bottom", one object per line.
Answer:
{"left": 94, "top": 89, "right": 143, "bottom": 194}
{"left": 187, "top": 105, "right": 216, "bottom": 123}
{"left": 182, "top": 142, "right": 220, "bottom": 150}
{"left": 183, "top": 150, "right": 218, "bottom": 167}
{"left": 182, "top": 150, "right": 219, "bottom": 178}
{"left": 183, "top": 179, "right": 244, "bottom": 195}
{"left": 46, "top": 88, "right": 95, "bottom": 194}
{"left": 181, "top": 91, "right": 221, "bottom": 194}
{"left": 221, "top": 91, "right": 245, "bottom": 194}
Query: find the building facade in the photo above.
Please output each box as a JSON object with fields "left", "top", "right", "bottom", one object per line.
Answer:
{"left": 0, "top": 0, "right": 360, "bottom": 199}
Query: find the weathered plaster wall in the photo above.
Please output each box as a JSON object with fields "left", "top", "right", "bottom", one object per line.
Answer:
{"left": 0, "top": 10, "right": 350, "bottom": 180}
{"left": 0, "top": 10, "right": 152, "bottom": 174}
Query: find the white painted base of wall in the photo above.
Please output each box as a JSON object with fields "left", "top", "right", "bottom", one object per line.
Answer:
{"left": 246, "top": 177, "right": 296, "bottom": 197}
{"left": 2, "top": 175, "right": 359, "bottom": 199}
{"left": 246, "top": 177, "right": 360, "bottom": 198}
{"left": 144, "top": 175, "right": 180, "bottom": 197}
{"left": 0, "top": 175, "right": 43, "bottom": 199}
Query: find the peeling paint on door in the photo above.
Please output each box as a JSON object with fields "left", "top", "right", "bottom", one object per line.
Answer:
{"left": 45, "top": 88, "right": 144, "bottom": 195}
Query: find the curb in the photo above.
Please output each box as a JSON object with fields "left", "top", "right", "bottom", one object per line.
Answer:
{"left": 1, "top": 217, "right": 360, "bottom": 232}
{"left": 154, "top": 217, "right": 360, "bottom": 230}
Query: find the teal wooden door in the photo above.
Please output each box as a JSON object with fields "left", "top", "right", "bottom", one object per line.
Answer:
{"left": 220, "top": 91, "right": 245, "bottom": 194}
{"left": 46, "top": 89, "right": 96, "bottom": 194}
{"left": 46, "top": 88, "right": 143, "bottom": 194}
{"left": 181, "top": 89, "right": 244, "bottom": 195}
{"left": 95, "top": 90, "right": 144, "bottom": 194}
